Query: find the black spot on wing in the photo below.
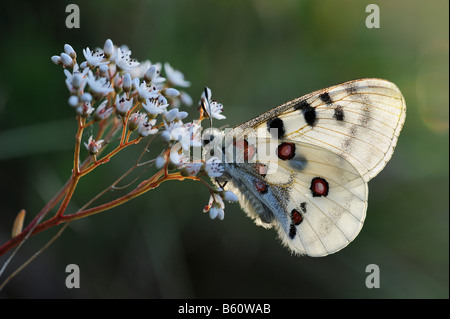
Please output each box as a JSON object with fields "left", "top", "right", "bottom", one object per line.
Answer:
{"left": 267, "top": 117, "right": 285, "bottom": 139}
{"left": 289, "top": 224, "right": 297, "bottom": 239}
{"left": 294, "top": 100, "right": 317, "bottom": 126}
{"left": 346, "top": 85, "right": 358, "bottom": 95}
{"left": 300, "top": 202, "right": 307, "bottom": 214}
{"left": 333, "top": 105, "right": 345, "bottom": 121}
{"left": 319, "top": 92, "right": 333, "bottom": 104}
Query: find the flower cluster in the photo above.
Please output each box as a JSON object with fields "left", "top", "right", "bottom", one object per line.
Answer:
{"left": 52, "top": 39, "right": 236, "bottom": 220}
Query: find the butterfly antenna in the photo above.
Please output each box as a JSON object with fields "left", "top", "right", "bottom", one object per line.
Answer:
{"left": 201, "top": 87, "right": 213, "bottom": 130}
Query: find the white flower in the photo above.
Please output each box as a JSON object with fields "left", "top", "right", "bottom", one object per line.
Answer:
{"left": 204, "top": 193, "right": 225, "bottom": 220}
{"left": 128, "top": 60, "right": 151, "bottom": 79}
{"left": 128, "top": 112, "right": 147, "bottom": 131}
{"left": 76, "top": 102, "right": 95, "bottom": 117}
{"left": 163, "top": 121, "right": 190, "bottom": 150}
{"left": 142, "top": 99, "right": 168, "bottom": 118}
{"left": 207, "top": 101, "right": 226, "bottom": 120}
{"left": 184, "top": 122, "right": 202, "bottom": 147}
{"left": 180, "top": 161, "right": 203, "bottom": 176}
{"left": 115, "top": 95, "right": 134, "bottom": 116}
{"left": 64, "top": 64, "right": 89, "bottom": 94}
{"left": 201, "top": 87, "right": 226, "bottom": 120}
{"left": 169, "top": 148, "right": 187, "bottom": 166}
{"left": 144, "top": 65, "right": 166, "bottom": 85}
{"left": 136, "top": 81, "right": 159, "bottom": 101}
{"left": 205, "top": 157, "right": 224, "bottom": 178}
{"left": 84, "top": 136, "right": 104, "bottom": 155}
{"left": 83, "top": 47, "right": 109, "bottom": 68}
{"left": 164, "top": 63, "right": 190, "bottom": 87}
{"left": 138, "top": 118, "right": 159, "bottom": 137}
{"left": 115, "top": 47, "right": 139, "bottom": 72}
{"left": 93, "top": 100, "right": 114, "bottom": 121}
{"left": 209, "top": 204, "right": 224, "bottom": 220}
{"left": 87, "top": 71, "right": 114, "bottom": 97}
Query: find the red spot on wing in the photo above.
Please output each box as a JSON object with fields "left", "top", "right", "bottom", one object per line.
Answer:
{"left": 253, "top": 179, "right": 268, "bottom": 194}
{"left": 233, "top": 139, "right": 255, "bottom": 162}
{"left": 310, "top": 177, "right": 329, "bottom": 197}
{"left": 291, "top": 209, "right": 303, "bottom": 225}
{"left": 255, "top": 162, "right": 268, "bottom": 176}
{"left": 277, "top": 142, "right": 295, "bottom": 160}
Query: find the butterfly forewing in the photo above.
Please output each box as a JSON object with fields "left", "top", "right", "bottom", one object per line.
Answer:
{"left": 250, "top": 79, "right": 406, "bottom": 181}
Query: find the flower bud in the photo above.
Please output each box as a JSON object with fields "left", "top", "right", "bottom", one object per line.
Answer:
{"left": 68, "top": 95, "right": 79, "bottom": 107}
{"left": 60, "top": 53, "right": 74, "bottom": 68}
{"left": 80, "top": 92, "right": 93, "bottom": 103}
{"left": 64, "top": 44, "right": 76, "bottom": 59}
{"left": 122, "top": 73, "right": 132, "bottom": 92}
{"left": 103, "top": 39, "right": 114, "bottom": 58}
{"left": 51, "top": 55, "right": 62, "bottom": 65}
{"left": 155, "top": 155, "right": 166, "bottom": 169}
{"left": 72, "top": 74, "right": 83, "bottom": 89}
{"left": 144, "top": 65, "right": 158, "bottom": 82}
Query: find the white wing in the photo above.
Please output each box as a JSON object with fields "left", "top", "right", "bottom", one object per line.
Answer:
{"left": 220, "top": 79, "right": 406, "bottom": 256}
{"left": 237, "top": 79, "right": 406, "bottom": 182}
{"left": 223, "top": 139, "right": 367, "bottom": 256}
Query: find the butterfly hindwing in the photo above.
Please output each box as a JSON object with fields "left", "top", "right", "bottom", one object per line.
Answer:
{"left": 270, "top": 142, "right": 367, "bottom": 256}
{"left": 222, "top": 138, "right": 367, "bottom": 256}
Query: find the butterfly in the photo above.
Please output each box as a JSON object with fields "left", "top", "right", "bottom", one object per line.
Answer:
{"left": 203, "top": 79, "right": 406, "bottom": 257}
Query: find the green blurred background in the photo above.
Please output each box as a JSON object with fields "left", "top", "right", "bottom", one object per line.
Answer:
{"left": 0, "top": 0, "right": 448, "bottom": 298}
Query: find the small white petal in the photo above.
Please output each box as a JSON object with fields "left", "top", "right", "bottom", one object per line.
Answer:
{"left": 180, "top": 91, "right": 193, "bottom": 106}
{"left": 221, "top": 191, "right": 239, "bottom": 202}
{"left": 176, "top": 111, "right": 188, "bottom": 121}
{"left": 164, "top": 108, "right": 179, "bottom": 123}
{"left": 164, "top": 88, "right": 180, "bottom": 97}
